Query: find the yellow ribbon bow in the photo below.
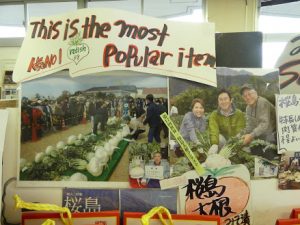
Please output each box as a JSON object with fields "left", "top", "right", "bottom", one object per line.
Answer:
{"left": 141, "top": 206, "right": 174, "bottom": 225}
{"left": 14, "top": 195, "right": 73, "bottom": 225}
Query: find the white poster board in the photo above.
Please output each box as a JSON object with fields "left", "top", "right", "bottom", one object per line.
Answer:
{"left": 0, "top": 109, "right": 9, "bottom": 211}
{"left": 13, "top": 8, "right": 216, "bottom": 87}
{"left": 145, "top": 165, "right": 164, "bottom": 179}
{"left": 178, "top": 165, "right": 252, "bottom": 225}
{"left": 276, "top": 34, "right": 300, "bottom": 93}
{"left": 276, "top": 94, "right": 300, "bottom": 152}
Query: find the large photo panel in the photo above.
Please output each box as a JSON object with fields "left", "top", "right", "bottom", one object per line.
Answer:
{"left": 168, "top": 67, "right": 280, "bottom": 179}
{"left": 19, "top": 71, "right": 168, "bottom": 187}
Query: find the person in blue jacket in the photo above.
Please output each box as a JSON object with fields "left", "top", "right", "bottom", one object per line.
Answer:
{"left": 142, "top": 151, "right": 170, "bottom": 188}
{"left": 143, "top": 94, "right": 162, "bottom": 143}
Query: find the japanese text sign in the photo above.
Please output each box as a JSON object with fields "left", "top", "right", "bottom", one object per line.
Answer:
{"left": 179, "top": 165, "right": 252, "bottom": 225}
{"left": 276, "top": 34, "right": 300, "bottom": 93}
{"left": 13, "top": 8, "right": 216, "bottom": 86}
{"left": 276, "top": 94, "right": 300, "bottom": 152}
{"left": 145, "top": 165, "right": 164, "bottom": 179}
{"left": 62, "top": 188, "right": 119, "bottom": 213}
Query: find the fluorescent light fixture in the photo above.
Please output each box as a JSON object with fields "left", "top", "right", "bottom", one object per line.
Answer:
{"left": 168, "top": 9, "right": 203, "bottom": 23}
{"left": 0, "top": 26, "right": 25, "bottom": 38}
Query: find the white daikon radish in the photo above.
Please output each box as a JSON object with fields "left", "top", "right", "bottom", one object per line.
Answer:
{"left": 56, "top": 141, "right": 65, "bottom": 150}
{"left": 87, "top": 157, "right": 104, "bottom": 177}
{"left": 86, "top": 152, "right": 95, "bottom": 161}
{"left": 129, "top": 166, "right": 144, "bottom": 178}
{"left": 35, "top": 152, "right": 45, "bottom": 163}
{"left": 69, "top": 172, "right": 88, "bottom": 181}
{"left": 77, "top": 133, "right": 84, "bottom": 140}
{"left": 95, "top": 149, "right": 109, "bottom": 164}
{"left": 67, "top": 135, "right": 77, "bottom": 145}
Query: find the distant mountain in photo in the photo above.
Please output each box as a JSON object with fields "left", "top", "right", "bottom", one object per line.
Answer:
{"left": 170, "top": 68, "right": 279, "bottom": 97}
{"left": 217, "top": 68, "right": 279, "bottom": 88}
{"left": 169, "top": 77, "right": 209, "bottom": 96}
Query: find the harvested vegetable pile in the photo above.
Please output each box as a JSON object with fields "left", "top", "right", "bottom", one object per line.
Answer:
{"left": 171, "top": 131, "right": 278, "bottom": 178}
{"left": 128, "top": 142, "right": 161, "bottom": 163}
{"left": 20, "top": 118, "right": 130, "bottom": 181}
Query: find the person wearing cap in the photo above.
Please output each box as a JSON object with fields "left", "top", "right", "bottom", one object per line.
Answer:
{"left": 143, "top": 94, "right": 162, "bottom": 143}
{"left": 208, "top": 89, "right": 246, "bottom": 154}
{"left": 240, "top": 84, "right": 276, "bottom": 145}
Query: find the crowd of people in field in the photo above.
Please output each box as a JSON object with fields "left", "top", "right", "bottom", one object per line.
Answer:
{"left": 21, "top": 93, "right": 168, "bottom": 143}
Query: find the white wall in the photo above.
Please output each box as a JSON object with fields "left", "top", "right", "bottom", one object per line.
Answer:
{"left": 206, "top": 0, "right": 258, "bottom": 32}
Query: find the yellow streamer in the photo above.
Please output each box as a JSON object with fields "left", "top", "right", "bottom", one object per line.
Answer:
{"left": 160, "top": 112, "right": 205, "bottom": 175}
{"left": 141, "top": 206, "right": 174, "bottom": 225}
{"left": 42, "top": 219, "right": 56, "bottom": 225}
{"left": 14, "top": 195, "right": 73, "bottom": 225}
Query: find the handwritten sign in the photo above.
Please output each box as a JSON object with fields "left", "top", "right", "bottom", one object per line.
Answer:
{"left": 276, "top": 94, "right": 300, "bottom": 152}
{"left": 160, "top": 112, "right": 205, "bottom": 176}
{"left": 179, "top": 165, "right": 252, "bottom": 225}
{"left": 276, "top": 34, "right": 300, "bottom": 93}
{"left": 144, "top": 165, "right": 164, "bottom": 179}
{"left": 13, "top": 8, "right": 216, "bottom": 86}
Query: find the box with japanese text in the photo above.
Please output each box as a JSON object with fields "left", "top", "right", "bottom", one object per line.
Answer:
{"left": 290, "top": 208, "right": 300, "bottom": 218}
{"left": 120, "top": 189, "right": 177, "bottom": 216}
{"left": 22, "top": 211, "right": 120, "bottom": 225}
{"left": 123, "top": 212, "right": 220, "bottom": 225}
{"left": 276, "top": 218, "right": 300, "bottom": 225}
{"left": 62, "top": 188, "right": 119, "bottom": 213}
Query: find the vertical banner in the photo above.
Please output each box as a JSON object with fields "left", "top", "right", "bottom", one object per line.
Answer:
{"left": 276, "top": 34, "right": 300, "bottom": 93}
{"left": 276, "top": 94, "right": 300, "bottom": 153}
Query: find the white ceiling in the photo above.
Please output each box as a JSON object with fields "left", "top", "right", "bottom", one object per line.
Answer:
{"left": 0, "top": 0, "right": 202, "bottom": 27}
{"left": 0, "top": 0, "right": 203, "bottom": 46}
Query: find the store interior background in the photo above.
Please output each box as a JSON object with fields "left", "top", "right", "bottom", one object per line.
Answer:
{"left": 1, "top": 0, "right": 300, "bottom": 224}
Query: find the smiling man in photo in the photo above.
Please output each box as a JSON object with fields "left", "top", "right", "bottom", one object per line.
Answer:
{"left": 240, "top": 84, "right": 276, "bottom": 146}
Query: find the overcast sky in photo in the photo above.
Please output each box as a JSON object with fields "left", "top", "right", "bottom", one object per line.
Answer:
{"left": 21, "top": 71, "right": 168, "bottom": 99}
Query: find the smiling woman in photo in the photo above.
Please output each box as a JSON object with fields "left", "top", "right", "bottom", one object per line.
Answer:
{"left": 179, "top": 98, "right": 207, "bottom": 145}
